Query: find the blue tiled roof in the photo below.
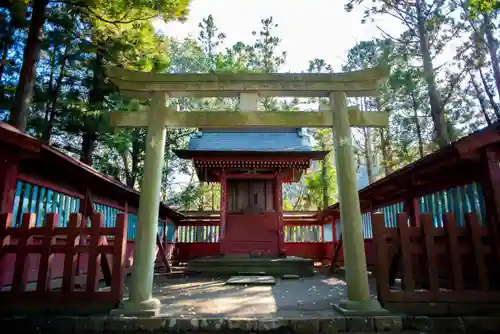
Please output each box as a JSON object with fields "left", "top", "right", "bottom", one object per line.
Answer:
{"left": 187, "top": 128, "right": 312, "bottom": 152}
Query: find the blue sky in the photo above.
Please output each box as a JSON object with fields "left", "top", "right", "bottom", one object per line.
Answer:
{"left": 153, "top": 0, "right": 403, "bottom": 72}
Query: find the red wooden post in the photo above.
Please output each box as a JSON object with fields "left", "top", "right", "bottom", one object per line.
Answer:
{"left": 371, "top": 212, "right": 390, "bottom": 301}
{"left": 163, "top": 221, "right": 167, "bottom": 248}
{"left": 404, "top": 195, "right": 420, "bottom": 227}
{"left": 397, "top": 212, "right": 415, "bottom": 291}
{"left": 443, "top": 212, "right": 464, "bottom": 291}
{"left": 421, "top": 213, "right": 439, "bottom": 294}
{"left": 12, "top": 213, "right": 36, "bottom": 293}
{"left": 76, "top": 190, "right": 94, "bottom": 277}
{"left": 0, "top": 212, "right": 12, "bottom": 247}
{"left": 481, "top": 148, "right": 500, "bottom": 263}
{"left": 0, "top": 213, "right": 13, "bottom": 287}
{"left": 36, "top": 213, "right": 57, "bottom": 292}
{"left": 275, "top": 174, "right": 285, "bottom": 254}
{"left": 79, "top": 189, "right": 95, "bottom": 218}
{"left": 86, "top": 213, "right": 103, "bottom": 292}
{"left": 155, "top": 226, "right": 171, "bottom": 273}
{"left": 465, "top": 213, "right": 489, "bottom": 291}
{"left": 320, "top": 223, "right": 324, "bottom": 242}
{"left": 219, "top": 171, "right": 227, "bottom": 254}
{"left": 0, "top": 151, "right": 19, "bottom": 214}
{"left": 62, "top": 213, "right": 82, "bottom": 292}
{"left": 111, "top": 213, "right": 128, "bottom": 301}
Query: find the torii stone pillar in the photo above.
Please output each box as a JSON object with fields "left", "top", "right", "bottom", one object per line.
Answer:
{"left": 112, "top": 92, "right": 169, "bottom": 316}
{"left": 330, "top": 91, "right": 386, "bottom": 314}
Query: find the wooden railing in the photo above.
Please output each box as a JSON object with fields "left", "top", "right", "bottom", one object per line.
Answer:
{"left": 372, "top": 211, "right": 500, "bottom": 311}
{"left": 0, "top": 122, "right": 183, "bottom": 312}
{"left": 321, "top": 122, "right": 500, "bottom": 311}
{"left": 173, "top": 214, "right": 327, "bottom": 262}
{"left": 326, "top": 182, "right": 488, "bottom": 272}
{"left": 1, "top": 212, "right": 127, "bottom": 314}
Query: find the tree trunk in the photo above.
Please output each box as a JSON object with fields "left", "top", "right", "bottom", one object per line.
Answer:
{"left": 416, "top": 0, "right": 449, "bottom": 148}
{"left": 364, "top": 128, "right": 375, "bottom": 184}
{"left": 121, "top": 151, "right": 132, "bottom": 186}
{"left": 376, "top": 97, "right": 393, "bottom": 176}
{"left": 128, "top": 129, "right": 142, "bottom": 188}
{"left": 478, "top": 67, "right": 500, "bottom": 118}
{"left": 470, "top": 71, "right": 493, "bottom": 125}
{"left": 211, "top": 184, "right": 215, "bottom": 211}
{"left": 483, "top": 13, "right": 500, "bottom": 98}
{"left": 410, "top": 90, "right": 425, "bottom": 158}
{"left": 42, "top": 45, "right": 56, "bottom": 141}
{"left": 81, "top": 46, "right": 104, "bottom": 166}
{"left": 0, "top": 37, "right": 10, "bottom": 83}
{"left": 80, "top": 130, "right": 96, "bottom": 165}
{"left": 9, "top": 0, "right": 49, "bottom": 131}
{"left": 42, "top": 41, "right": 70, "bottom": 143}
{"left": 321, "top": 138, "right": 329, "bottom": 210}
{"left": 379, "top": 129, "right": 390, "bottom": 176}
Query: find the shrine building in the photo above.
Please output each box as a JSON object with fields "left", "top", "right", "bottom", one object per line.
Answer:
{"left": 174, "top": 127, "right": 327, "bottom": 274}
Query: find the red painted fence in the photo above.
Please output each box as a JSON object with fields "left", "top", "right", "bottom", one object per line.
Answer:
{"left": 1, "top": 212, "right": 127, "bottom": 314}
{"left": 173, "top": 211, "right": 375, "bottom": 268}
{"left": 321, "top": 123, "right": 500, "bottom": 311}
{"left": 0, "top": 123, "right": 183, "bottom": 313}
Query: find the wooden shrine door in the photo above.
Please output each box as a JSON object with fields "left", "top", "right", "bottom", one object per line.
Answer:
{"left": 223, "top": 178, "right": 279, "bottom": 255}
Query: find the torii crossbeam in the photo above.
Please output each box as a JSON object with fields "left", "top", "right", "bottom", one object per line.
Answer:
{"left": 106, "top": 66, "right": 390, "bottom": 316}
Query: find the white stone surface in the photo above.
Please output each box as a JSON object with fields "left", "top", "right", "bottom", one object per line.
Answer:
{"left": 226, "top": 276, "right": 276, "bottom": 285}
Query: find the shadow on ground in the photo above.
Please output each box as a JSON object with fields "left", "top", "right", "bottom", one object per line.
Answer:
{"left": 121, "top": 267, "right": 379, "bottom": 318}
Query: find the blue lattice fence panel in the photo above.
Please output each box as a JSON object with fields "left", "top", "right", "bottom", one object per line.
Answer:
{"left": 374, "top": 202, "right": 405, "bottom": 228}
{"left": 176, "top": 225, "right": 220, "bottom": 243}
{"left": 12, "top": 180, "right": 81, "bottom": 227}
{"left": 127, "top": 214, "right": 138, "bottom": 241}
{"left": 418, "top": 183, "right": 487, "bottom": 227}
{"left": 94, "top": 203, "right": 120, "bottom": 228}
{"left": 284, "top": 225, "right": 322, "bottom": 242}
{"left": 323, "top": 223, "right": 333, "bottom": 242}
{"left": 362, "top": 212, "right": 373, "bottom": 239}
{"left": 299, "top": 225, "right": 321, "bottom": 242}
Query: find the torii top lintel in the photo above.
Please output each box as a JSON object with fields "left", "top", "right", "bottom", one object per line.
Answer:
{"left": 104, "top": 65, "right": 389, "bottom": 99}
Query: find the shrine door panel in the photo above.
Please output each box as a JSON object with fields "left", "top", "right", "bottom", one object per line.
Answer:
{"left": 226, "top": 179, "right": 275, "bottom": 212}
{"left": 224, "top": 179, "right": 278, "bottom": 255}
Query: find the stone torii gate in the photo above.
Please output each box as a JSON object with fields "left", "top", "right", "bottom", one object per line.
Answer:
{"left": 105, "top": 66, "right": 389, "bottom": 316}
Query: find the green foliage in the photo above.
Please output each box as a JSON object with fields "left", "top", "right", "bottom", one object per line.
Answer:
{"left": 466, "top": 0, "right": 500, "bottom": 15}
{"left": 282, "top": 199, "right": 294, "bottom": 211}
{"left": 303, "top": 154, "right": 338, "bottom": 209}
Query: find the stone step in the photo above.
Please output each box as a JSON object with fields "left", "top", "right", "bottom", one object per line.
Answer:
{"left": 4, "top": 315, "right": 500, "bottom": 333}
{"left": 186, "top": 256, "right": 315, "bottom": 277}
{"left": 237, "top": 271, "right": 266, "bottom": 275}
